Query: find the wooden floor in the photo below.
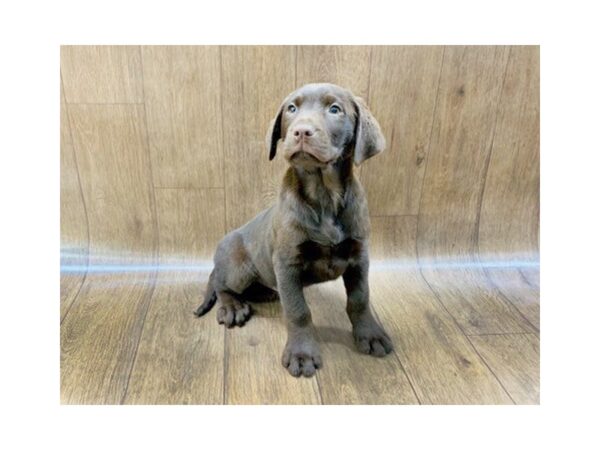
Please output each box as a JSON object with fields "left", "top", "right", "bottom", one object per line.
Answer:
{"left": 60, "top": 217, "right": 539, "bottom": 405}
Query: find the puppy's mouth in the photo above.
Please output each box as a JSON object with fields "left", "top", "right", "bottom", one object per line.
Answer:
{"left": 290, "top": 144, "right": 332, "bottom": 164}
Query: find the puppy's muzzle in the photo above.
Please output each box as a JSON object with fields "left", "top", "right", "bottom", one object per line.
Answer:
{"left": 289, "top": 124, "right": 331, "bottom": 163}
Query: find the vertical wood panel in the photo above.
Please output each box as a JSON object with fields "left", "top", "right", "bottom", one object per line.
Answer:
{"left": 361, "top": 46, "right": 444, "bottom": 215}
{"left": 220, "top": 46, "right": 296, "bottom": 230}
{"left": 296, "top": 45, "right": 371, "bottom": 98}
{"left": 67, "top": 105, "right": 156, "bottom": 253}
{"left": 141, "top": 46, "right": 224, "bottom": 188}
{"left": 60, "top": 79, "right": 88, "bottom": 321}
{"left": 417, "top": 46, "right": 510, "bottom": 260}
{"left": 124, "top": 188, "right": 226, "bottom": 404}
{"left": 478, "top": 46, "right": 539, "bottom": 259}
{"left": 61, "top": 46, "right": 143, "bottom": 103}
{"left": 60, "top": 80, "right": 72, "bottom": 147}
{"left": 153, "top": 188, "right": 226, "bottom": 260}
{"left": 61, "top": 104, "right": 157, "bottom": 403}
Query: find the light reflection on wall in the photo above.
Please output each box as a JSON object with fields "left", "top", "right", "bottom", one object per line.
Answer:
{"left": 61, "top": 245, "right": 539, "bottom": 275}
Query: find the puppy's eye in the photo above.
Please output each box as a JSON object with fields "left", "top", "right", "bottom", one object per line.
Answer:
{"left": 328, "top": 104, "right": 341, "bottom": 114}
{"left": 287, "top": 104, "right": 297, "bottom": 113}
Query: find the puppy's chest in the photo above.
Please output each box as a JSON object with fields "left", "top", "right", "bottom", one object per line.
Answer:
{"left": 297, "top": 234, "right": 363, "bottom": 285}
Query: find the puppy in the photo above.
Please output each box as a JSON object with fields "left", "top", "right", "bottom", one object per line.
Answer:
{"left": 195, "top": 83, "right": 392, "bottom": 377}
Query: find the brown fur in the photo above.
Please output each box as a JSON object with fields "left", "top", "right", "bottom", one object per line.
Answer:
{"left": 195, "top": 83, "right": 393, "bottom": 377}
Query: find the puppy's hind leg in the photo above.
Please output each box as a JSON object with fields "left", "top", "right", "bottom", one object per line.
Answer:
{"left": 206, "top": 231, "right": 257, "bottom": 328}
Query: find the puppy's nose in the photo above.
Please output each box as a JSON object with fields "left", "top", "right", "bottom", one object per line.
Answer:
{"left": 293, "top": 125, "right": 315, "bottom": 140}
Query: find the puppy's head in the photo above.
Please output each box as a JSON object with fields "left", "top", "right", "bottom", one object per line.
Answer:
{"left": 266, "top": 83, "right": 385, "bottom": 168}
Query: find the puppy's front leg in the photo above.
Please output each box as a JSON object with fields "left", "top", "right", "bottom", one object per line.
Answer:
{"left": 343, "top": 258, "right": 393, "bottom": 357}
{"left": 274, "top": 257, "right": 322, "bottom": 377}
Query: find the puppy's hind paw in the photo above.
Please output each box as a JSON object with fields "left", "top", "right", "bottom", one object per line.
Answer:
{"left": 217, "top": 302, "right": 252, "bottom": 328}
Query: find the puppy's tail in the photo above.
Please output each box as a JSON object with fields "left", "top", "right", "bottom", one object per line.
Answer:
{"left": 194, "top": 271, "right": 217, "bottom": 317}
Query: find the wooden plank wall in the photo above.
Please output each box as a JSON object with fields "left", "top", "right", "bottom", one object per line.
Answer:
{"left": 60, "top": 46, "right": 539, "bottom": 404}
{"left": 61, "top": 45, "right": 539, "bottom": 259}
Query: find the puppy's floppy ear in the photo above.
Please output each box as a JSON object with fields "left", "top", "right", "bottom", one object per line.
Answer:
{"left": 351, "top": 96, "right": 386, "bottom": 165}
{"left": 266, "top": 107, "right": 284, "bottom": 161}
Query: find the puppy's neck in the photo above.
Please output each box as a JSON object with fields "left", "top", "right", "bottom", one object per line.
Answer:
{"left": 289, "top": 157, "right": 353, "bottom": 215}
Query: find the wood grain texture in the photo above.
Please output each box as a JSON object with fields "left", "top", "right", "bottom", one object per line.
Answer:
{"left": 478, "top": 46, "right": 539, "bottom": 260}
{"left": 61, "top": 104, "right": 157, "bottom": 404}
{"left": 477, "top": 47, "right": 540, "bottom": 329}
{"left": 153, "top": 188, "right": 226, "bottom": 260}
{"left": 306, "top": 280, "right": 419, "bottom": 404}
{"left": 124, "top": 189, "right": 226, "bottom": 404}
{"left": 296, "top": 45, "right": 371, "bottom": 98}
{"left": 60, "top": 78, "right": 72, "bottom": 147}
{"left": 469, "top": 334, "right": 540, "bottom": 404}
{"left": 61, "top": 273, "right": 156, "bottom": 404}
{"left": 416, "top": 47, "right": 535, "bottom": 335}
{"left": 60, "top": 78, "right": 88, "bottom": 321}
{"left": 370, "top": 217, "right": 513, "bottom": 404}
{"left": 61, "top": 46, "right": 143, "bottom": 103}
{"left": 225, "top": 300, "right": 321, "bottom": 404}
{"left": 141, "top": 46, "right": 224, "bottom": 188}
{"left": 481, "top": 269, "right": 539, "bottom": 331}
{"left": 361, "top": 46, "right": 444, "bottom": 215}
{"left": 123, "top": 272, "right": 223, "bottom": 404}
{"left": 520, "top": 267, "right": 540, "bottom": 291}
{"left": 220, "top": 46, "right": 296, "bottom": 231}
{"left": 420, "top": 268, "right": 537, "bottom": 336}
{"left": 60, "top": 46, "right": 539, "bottom": 404}
{"left": 417, "top": 46, "right": 510, "bottom": 261}
{"left": 66, "top": 105, "right": 156, "bottom": 252}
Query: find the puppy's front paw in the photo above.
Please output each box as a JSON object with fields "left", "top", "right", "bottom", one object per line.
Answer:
{"left": 281, "top": 338, "right": 322, "bottom": 377}
{"left": 353, "top": 321, "right": 393, "bottom": 357}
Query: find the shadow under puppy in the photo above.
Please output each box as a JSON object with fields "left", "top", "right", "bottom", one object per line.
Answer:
{"left": 195, "top": 83, "right": 393, "bottom": 377}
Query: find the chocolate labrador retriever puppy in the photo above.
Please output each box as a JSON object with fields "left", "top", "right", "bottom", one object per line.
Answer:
{"left": 194, "top": 83, "right": 392, "bottom": 377}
